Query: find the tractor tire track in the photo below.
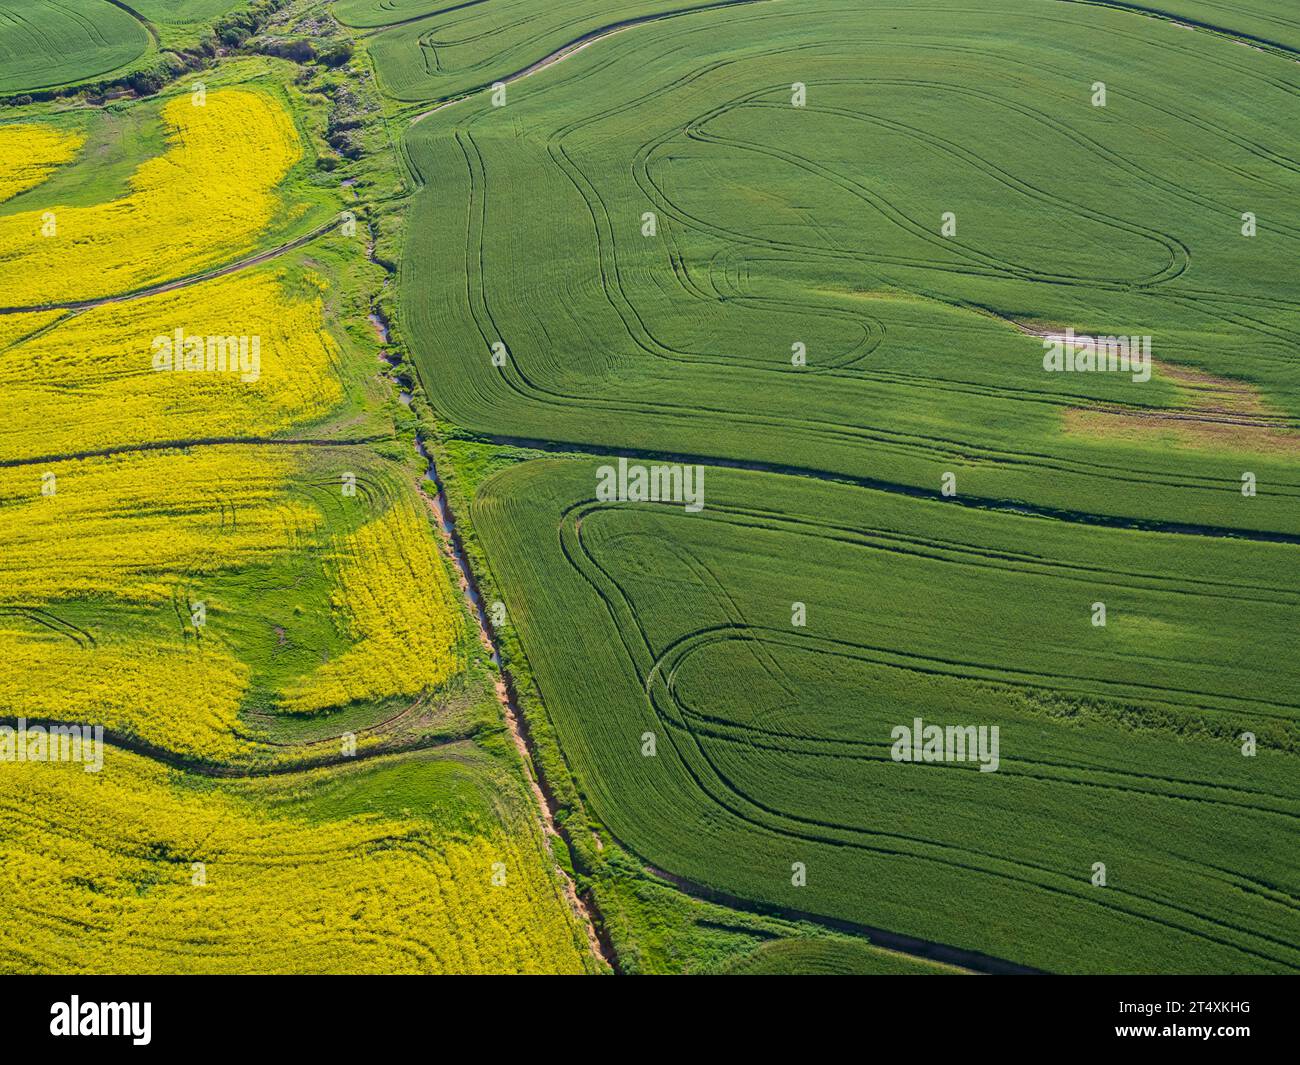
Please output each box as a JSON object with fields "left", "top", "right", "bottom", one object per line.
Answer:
{"left": 0, "top": 217, "right": 342, "bottom": 316}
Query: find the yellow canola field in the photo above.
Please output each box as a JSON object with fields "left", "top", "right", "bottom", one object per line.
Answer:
{"left": 0, "top": 124, "right": 84, "bottom": 203}
{"left": 0, "top": 628, "right": 251, "bottom": 761}
{"left": 0, "top": 752, "right": 588, "bottom": 974}
{"left": 0, "top": 447, "right": 316, "bottom": 604}
{"left": 0, "top": 268, "right": 344, "bottom": 461}
{"left": 280, "top": 500, "right": 466, "bottom": 713}
{"left": 0, "top": 90, "right": 301, "bottom": 306}
{"left": 0, "top": 86, "right": 543, "bottom": 975}
{"left": 0, "top": 310, "right": 63, "bottom": 352}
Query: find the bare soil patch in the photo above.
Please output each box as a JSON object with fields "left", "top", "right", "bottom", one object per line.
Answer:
{"left": 1063, "top": 359, "right": 1300, "bottom": 455}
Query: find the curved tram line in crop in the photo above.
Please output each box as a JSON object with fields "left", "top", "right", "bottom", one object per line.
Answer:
{"left": 403, "top": 52, "right": 1300, "bottom": 529}
{"left": 547, "top": 490, "right": 1300, "bottom": 971}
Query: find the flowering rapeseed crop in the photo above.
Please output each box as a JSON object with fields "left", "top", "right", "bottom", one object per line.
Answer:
{"left": 0, "top": 123, "right": 83, "bottom": 202}
{"left": 0, "top": 752, "right": 587, "bottom": 973}
{"left": 281, "top": 501, "right": 466, "bottom": 713}
{"left": 0, "top": 269, "right": 344, "bottom": 461}
{"left": 0, "top": 90, "right": 300, "bottom": 306}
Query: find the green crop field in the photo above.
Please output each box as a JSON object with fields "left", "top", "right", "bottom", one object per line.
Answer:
{"left": 473, "top": 458, "right": 1298, "bottom": 973}
{"left": 0, "top": 0, "right": 272, "bottom": 96}
{"left": 397, "top": 0, "right": 1300, "bottom": 536}
{"left": 0, "top": 0, "right": 149, "bottom": 94}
